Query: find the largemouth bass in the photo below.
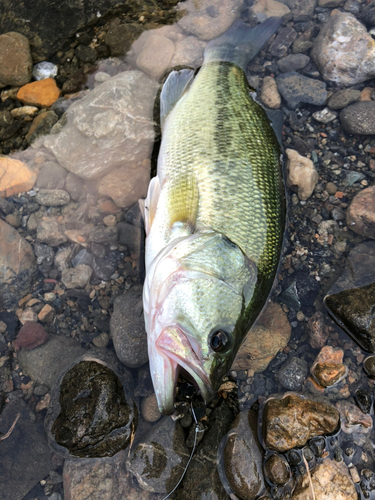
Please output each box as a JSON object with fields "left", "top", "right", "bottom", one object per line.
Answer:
{"left": 140, "top": 17, "right": 286, "bottom": 414}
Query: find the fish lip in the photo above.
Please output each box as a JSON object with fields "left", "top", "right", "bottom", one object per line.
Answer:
{"left": 156, "top": 326, "right": 215, "bottom": 404}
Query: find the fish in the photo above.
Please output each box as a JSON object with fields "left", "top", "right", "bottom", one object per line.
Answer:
{"left": 140, "top": 17, "right": 286, "bottom": 414}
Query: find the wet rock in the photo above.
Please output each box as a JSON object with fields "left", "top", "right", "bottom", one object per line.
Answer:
{"left": 141, "top": 393, "right": 162, "bottom": 423}
{"left": 0, "top": 398, "right": 54, "bottom": 500}
{"left": 311, "top": 13, "right": 375, "bottom": 86}
{"left": 264, "top": 454, "right": 290, "bottom": 486}
{"left": 170, "top": 36, "right": 205, "bottom": 67}
{"left": 307, "top": 312, "right": 330, "bottom": 349}
{"left": 286, "top": 148, "right": 318, "bottom": 200}
{"left": 268, "top": 27, "right": 297, "bottom": 59}
{"left": 289, "top": 0, "right": 317, "bottom": 21}
{"left": 312, "top": 107, "right": 337, "bottom": 124}
{"left": 136, "top": 35, "right": 175, "bottom": 79}
{"left": 250, "top": 0, "right": 291, "bottom": 20}
{"left": 75, "top": 44, "right": 96, "bottom": 63}
{"left": 260, "top": 76, "right": 281, "bottom": 109}
{"left": 310, "top": 345, "right": 347, "bottom": 388}
{"left": 360, "top": 1, "right": 375, "bottom": 28}
{"left": 10, "top": 105, "right": 38, "bottom": 118}
{"left": 277, "top": 54, "right": 309, "bottom": 73}
{"left": 17, "top": 78, "right": 61, "bottom": 107}
{"left": 0, "top": 157, "right": 36, "bottom": 198}
{"left": 364, "top": 355, "right": 375, "bottom": 378}
{"left": 325, "top": 282, "right": 375, "bottom": 352}
{"left": 5, "top": 213, "right": 21, "bottom": 228}
{"left": 36, "top": 161, "right": 67, "bottom": 189}
{"left": 13, "top": 321, "right": 48, "bottom": 350}
{"left": 26, "top": 110, "right": 59, "bottom": 143}
{"left": 277, "top": 356, "right": 308, "bottom": 390}
{"left": 88, "top": 225, "right": 118, "bottom": 244}
{"left": 336, "top": 400, "right": 373, "bottom": 436}
{"left": 61, "top": 264, "right": 92, "bottom": 289}
{"left": 223, "top": 409, "right": 265, "bottom": 499}
{"left": 355, "top": 389, "right": 372, "bottom": 414}
{"left": 105, "top": 22, "right": 144, "bottom": 56}
{"left": 291, "top": 458, "right": 357, "bottom": 500}
{"left": 36, "top": 217, "right": 67, "bottom": 246}
{"left": 127, "top": 416, "right": 189, "bottom": 493}
{"left": 110, "top": 288, "right": 148, "bottom": 369}
{"left": 65, "top": 172, "right": 84, "bottom": 201}
{"left": 233, "top": 302, "right": 291, "bottom": 373}
{"left": 49, "top": 360, "right": 135, "bottom": 458}
{"left": 32, "top": 61, "right": 58, "bottom": 80}
{"left": 262, "top": 394, "right": 340, "bottom": 452}
{"left": 118, "top": 221, "right": 142, "bottom": 254}
{"left": 280, "top": 271, "right": 320, "bottom": 311}
{"left": 35, "top": 188, "right": 70, "bottom": 206}
{"left": 340, "top": 102, "right": 375, "bottom": 135}
{"left": 178, "top": 0, "right": 243, "bottom": 41}
{"left": 0, "top": 32, "right": 32, "bottom": 87}
{"left": 0, "top": 219, "right": 37, "bottom": 309}
{"left": 38, "top": 303, "right": 55, "bottom": 323}
{"left": 45, "top": 71, "right": 158, "bottom": 180}
{"left": 276, "top": 72, "right": 327, "bottom": 110}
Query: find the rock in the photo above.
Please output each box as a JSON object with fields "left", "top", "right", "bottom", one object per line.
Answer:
{"left": 0, "top": 32, "right": 32, "bottom": 87}
{"left": 18, "top": 335, "right": 86, "bottom": 388}
{"left": 136, "top": 35, "right": 175, "bottom": 79}
{"left": 32, "top": 61, "right": 58, "bottom": 80}
{"left": 117, "top": 221, "right": 142, "bottom": 254}
{"left": 88, "top": 226, "right": 118, "bottom": 245}
{"left": 110, "top": 289, "right": 148, "bottom": 369}
{"left": 233, "top": 302, "right": 291, "bottom": 373}
{"left": 312, "top": 107, "right": 337, "bottom": 124}
{"left": 262, "top": 394, "right": 340, "bottom": 452}
{"left": 38, "top": 303, "right": 55, "bottom": 323}
{"left": 250, "top": 0, "right": 291, "bottom": 20}
{"left": 336, "top": 400, "right": 373, "bottom": 436}
{"left": 264, "top": 454, "right": 291, "bottom": 486}
{"left": 105, "top": 22, "right": 144, "bottom": 56}
{"left": 92, "top": 333, "right": 109, "bottom": 348}
{"left": 97, "top": 162, "right": 150, "bottom": 208}
{"left": 127, "top": 416, "right": 189, "bottom": 493}
{"left": 340, "top": 102, "right": 375, "bottom": 135}
{"left": 268, "top": 27, "right": 297, "bottom": 59}
{"left": 36, "top": 161, "right": 67, "bottom": 189}
{"left": 276, "top": 72, "right": 327, "bottom": 110}
{"left": 48, "top": 360, "right": 135, "bottom": 458}
{"left": 360, "top": 1, "right": 375, "bottom": 28}
{"left": 4, "top": 213, "right": 20, "bottom": 228}
{"left": 310, "top": 345, "right": 347, "bottom": 387}
{"left": 286, "top": 148, "right": 318, "bottom": 200}
{"left": 364, "top": 356, "right": 375, "bottom": 378}
{"left": 26, "top": 110, "right": 59, "bottom": 143}
{"left": 307, "top": 311, "right": 330, "bottom": 349}
{"left": 177, "top": 0, "right": 243, "bottom": 41}
{"left": 0, "top": 157, "right": 36, "bottom": 197}
{"left": 277, "top": 356, "right": 308, "bottom": 390}
{"left": 141, "top": 393, "right": 162, "bottom": 423}
{"left": 347, "top": 186, "right": 375, "bottom": 238}
{"left": 45, "top": 71, "right": 158, "bottom": 180}
{"left": 0, "top": 219, "right": 37, "bottom": 309}
{"left": 75, "top": 44, "right": 96, "bottom": 63}
{"left": 10, "top": 105, "right": 38, "bottom": 117}
{"left": 17, "top": 78, "right": 61, "bottom": 107}
{"left": 223, "top": 410, "right": 265, "bottom": 499}
{"left": 61, "top": 265, "right": 93, "bottom": 289}
{"left": 311, "top": 13, "right": 375, "bottom": 86}
{"left": 277, "top": 54, "right": 309, "bottom": 73}
{"left": 36, "top": 217, "right": 67, "bottom": 246}
{"left": 0, "top": 399, "right": 54, "bottom": 500}
{"left": 328, "top": 89, "right": 361, "bottom": 110}
{"left": 280, "top": 271, "right": 320, "bottom": 310}
{"left": 17, "top": 308, "right": 38, "bottom": 325}
{"left": 355, "top": 389, "right": 372, "bottom": 414}
{"left": 291, "top": 458, "right": 357, "bottom": 500}
{"left": 13, "top": 321, "right": 48, "bottom": 350}
{"left": 170, "top": 36, "right": 205, "bottom": 67}
{"left": 325, "top": 282, "right": 375, "bottom": 352}
{"left": 289, "top": 0, "right": 317, "bottom": 21}
{"left": 0, "top": 110, "right": 14, "bottom": 127}
{"left": 260, "top": 76, "right": 281, "bottom": 109}
{"left": 65, "top": 172, "right": 84, "bottom": 201}
{"left": 35, "top": 188, "right": 70, "bottom": 206}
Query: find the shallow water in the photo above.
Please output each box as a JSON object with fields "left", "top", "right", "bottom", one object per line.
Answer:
{"left": 2, "top": 0, "right": 375, "bottom": 499}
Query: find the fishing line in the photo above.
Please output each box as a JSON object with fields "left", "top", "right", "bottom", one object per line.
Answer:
{"left": 162, "top": 402, "right": 202, "bottom": 500}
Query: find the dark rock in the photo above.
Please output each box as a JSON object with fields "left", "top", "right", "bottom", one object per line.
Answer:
{"left": 0, "top": 119, "right": 23, "bottom": 140}
{"left": 309, "top": 436, "right": 326, "bottom": 457}
{"left": 277, "top": 54, "right": 310, "bottom": 73}
{"left": 126, "top": 416, "right": 190, "bottom": 494}
{"left": 105, "top": 21, "right": 144, "bottom": 56}
{"left": 290, "top": 0, "right": 317, "bottom": 20}
{"left": 0, "top": 110, "right": 14, "bottom": 127}
{"left": 34, "top": 242, "right": 55, "bottom": 267}
{"left": 276, "top": 72, "right": 327, "bottom": 110}
{"left": 325, "top": 282, "right": 375, "bottom": 352}
{"left": 268, "top": 27, "right": 297, "bottom": 59}
{"left": 222, "top": 409, "right": 265, "bottom": 499}
{"left": 344, "top": 0, "right": 360, "bottom": 14}
{"left": 328, "top": 89, "right": 361, "bottom": 110}
{"left": 117, "top": 221, "right": 142, "bottom": 254}
{"left": 88, "top": 225, "right": 118, "bottom": 244}
{"left": 0, "top": 197, "right": 13, "bottom": 215}
{"left": 75, "top": 44, "right": 96, "bottom": 63}
{"left": 64, "top": 172, "right": 85, "bottom": 201}
{"left": 280, "top": 271, "right": 320, "bottom": 310}
{"left": 360, "top": 0, "right": 375, "bottom": 27}
{"left": 71, "top": 248, "right": 94, "bottom": 268}
{"left": 340, "top": 102, "right": 375, "bottom": 135}
{"left": 51, "top": 97, "right": 73, "bottom": 117}
{"left": 0, "top": 398, "right": 54, "bottom": 500}
{"left": 36, "top": 161, "right": 67, "bottom": 189}
{"left": 307, "top": 311, "right": 329, "bottom": 349}
{"left": 291, "top": 136, "right": 311, "bottom": 156}
{"left": 26, "top": 110, "right": 59, "bottom": 143}
{"left": 355, "top": 389, "right": 372, "bottom": 414}
{"left": 0, "top": 32, "right": 32, "bottom": 87}
{"left": 0, "top": 311, "right": 18, "bottom": 340}
{"left": 264, "top": 454, "right": 291, "bottom": 486}
{"left": 0, "top": 219, "right": 37, "bottom": 309}
{"left": 277, "top": 356, "right": 308, "bottom": 390}
{"left": 110, "top": 288, "right": 148, "bottom": 368}
{"left": 364, "top": 356, "right": 375, "bottom": 379}
{"left": 13, "top": 322, "right": 48, "bottom": 350}
{"left": 91, "top": 242, "right": 106, "bottom": 258}
{"left": 92, "top": 252, "right": 119, "bottom": 281}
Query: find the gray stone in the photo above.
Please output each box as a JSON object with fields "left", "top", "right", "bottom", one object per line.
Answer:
{"left": 0, "top": 32, "right": 32, "bottom": 87}
{"left": 360, "top": 0, "right": 375, "bottom": 27}
{"left": 18, "top": 334, "right": 86, "bottom": 388}
{"left": 61, "top": 264, "right": 93, "bottom": 289}
{"left": 88, "top": 225, "right": 118, "bottom": 244}
{"left": 44, "top": 71, "right": 159, "bottom": 180}
{"left": 268, "top": 26, "right": 297, "bottom": 59}
{"left": 35, "top": 188, "right": 70, "bottom": 206}
{"left": 36, "top": 218, "right": 67, "bottom": 246}
{"left": 277, "top": 54, "right": 310, "bottom": 73}
{"left": 276, "top": 72, "right": 327, "bottom": 110}
{"left": 65, "top": 172, "right": 84, "bottom": 201}
{"left": 289, "top": 0, "right": 317, "bottom": 20}
{"left": 277, "top": 356, "right": 308, "bottom": 390}
{"left": 340, "top": 102, "right": 375, "bottom": 135}
{"left": 0, "top": 219, "right": 37, "bottom": 309}
{"left": 328, "top": 89, "right": 361, "bottom": 110}
{"left": 36, "top": 161, "right": 68, "bottom": 189}
{"left": 111, "top": 288, "right": 148, "bottom": 369}
{"left": 0, "top": 399, "right": 54, "bottom": 500}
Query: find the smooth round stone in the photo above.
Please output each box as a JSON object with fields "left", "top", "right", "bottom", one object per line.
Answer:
{"left": 32, "top": 61, "right": 58, "bottom": 80}
{"left": 364, "top": 356, "right": 375, "bottom": 378}
{"left": 141, "top": 393, "right": 162, "bottom": 423}
{"left": 94, "top": 71, "right": 111, "bottom": 82}
{"left": 264, "top": 454, "right": 290, "bottom": 486}
{"left": 355, "top": 389, "right": 372, "bottom": 414}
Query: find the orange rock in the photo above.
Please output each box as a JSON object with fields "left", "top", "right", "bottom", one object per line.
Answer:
{"left": 17, "top": 78, "right": 61, "bottom": 107}
{"left": 360, "top": 87, "right": 375, "bottom": 101}
{"left": 0, "top": 157, "right": 36, "bottom": 197}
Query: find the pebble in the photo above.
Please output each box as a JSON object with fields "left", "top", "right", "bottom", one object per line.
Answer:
{"left": 10, "top": 105, "right": 38, "bottom": 117}
{"left": 312, "top": 107, "right": 337, "bottom": 124}
{"left": 13, "top": 322, "right": 49, "bottom": 350}
{"left": 286, "top": 148, "right": 318, "bottom": 201}
{"left": 25, "top": 110, "right": 59, "bottom": 143}
{"left": 92, "top": 333, "right": 109, "bottom": 348}
{"left": 170, "top": 36, "right": 205, "bottom": 67}
{"left": 311, "top": 345, "right": 347, "bottom": 388}
{"left": 37, "top": 218, "right": 67, "bottom": 246}
{"left": 336, "top": 400, "right": 373, "bottom": 436}
{"left": 360, "top": 1, "right": 375, "bottom": 27}
{"left": 0, "top": 32, "right": 32, "bottom": 87}
{"left": 364, "top": 356, "right": 375, "bottom": 378}
{"left": 38, "top": 304, "right": 55, "bottom": 323}
{"left": 136, "top": 35, "right": 175, "bottom": 79}
{"left": 61, "top": 265, "right": 92, "bottom": 289}
{"left": 264, "top": 454, "right": 290, "bottom": 485}
{"left": 269, "top": 27, "right": 297, "bottom": 59}
{"left": 340, "top": 102, "right": 375, "bottom": 135}
{"left": 250, "top": 0, "right": 291, "bottom": 20}
{"left": 328, "top": 88, "right": 361, "bottom": 110}
{"left": 307, "top": 311, "right": 330, "bottom": 348}
{"left": 5, "top": 213, "right": 21, "bottom": 228}
{"left": 35, "top": 188, "right": 70, "bottom": 206}
{"left": 277, "top": 54, "right": 309, "bottom": 73}
{"left": 260, "top": 76, "right": 281, "bottom": 109}
{"left": 75, "top": 44, "right": 96, "bottom": 63}
{"left": 17, "top": 78, "right": 61, "bottom": 107}
{"left": 346, "top": 186, "right": 375, "bottom": 239}
{"left": 94, "top": 71, "right": 111, "bottom": 83}
{"left": 141, "top": 393, "right": 162, "bottom": 422}
{"left": 276, "top": 72, "right": 327, "bottom": 110}
{"left": 0, "top": 157, "right": 36, "bottom": 198}
{"left": 32, "top": 61, "right": 58, "bottom": 81}
{"left": 36, "top": 161, "right": 67, "bottom": 190}
{"left": 277, "top": 356, "right": 308, "bottom": 390}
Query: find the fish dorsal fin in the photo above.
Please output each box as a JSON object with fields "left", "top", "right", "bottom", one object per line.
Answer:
{"left": 265, "top": 108, "right": 284, "bottom": 147}
{"left": 160, "top": 69, "right": 195, "bottom": 131}
{"left": 140, "top": 175, "right": 161, "bottom": 236}
{"left": 168, "top": 175, "right": 199, "bottom": 232}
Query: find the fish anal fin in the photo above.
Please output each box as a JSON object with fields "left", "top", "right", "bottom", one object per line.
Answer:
{"left": 141, "top": 176, "right": 161, "bottom": 236}
{"left": 160, "top": 69, "right": 195, "bottom": 130}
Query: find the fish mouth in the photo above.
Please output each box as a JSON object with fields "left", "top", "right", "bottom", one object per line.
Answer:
{"left": 154, "top": 326, "right": 214, "bottom": 414}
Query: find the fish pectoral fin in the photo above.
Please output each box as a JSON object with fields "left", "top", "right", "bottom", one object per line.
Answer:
{"left": 142, "top": 175, "right": 161, "bottom": 236}
{"left": 168, "top": 175, "right": 199, "bottom": 231}
{"left": 160, "top": 68, "right": 195, "bottom": 131}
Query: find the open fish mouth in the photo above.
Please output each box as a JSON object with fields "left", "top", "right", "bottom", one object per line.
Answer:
{"left": 154, "top": 326, "right": 214, "bottom": 413}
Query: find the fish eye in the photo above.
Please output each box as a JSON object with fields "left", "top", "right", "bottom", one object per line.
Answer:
{"left": 210, "top": 330, "right": 230, "bottom": 353}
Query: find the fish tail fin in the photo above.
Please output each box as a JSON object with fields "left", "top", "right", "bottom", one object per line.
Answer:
{"left": 204, "top": 17, "right": 282, "bottom": 70}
